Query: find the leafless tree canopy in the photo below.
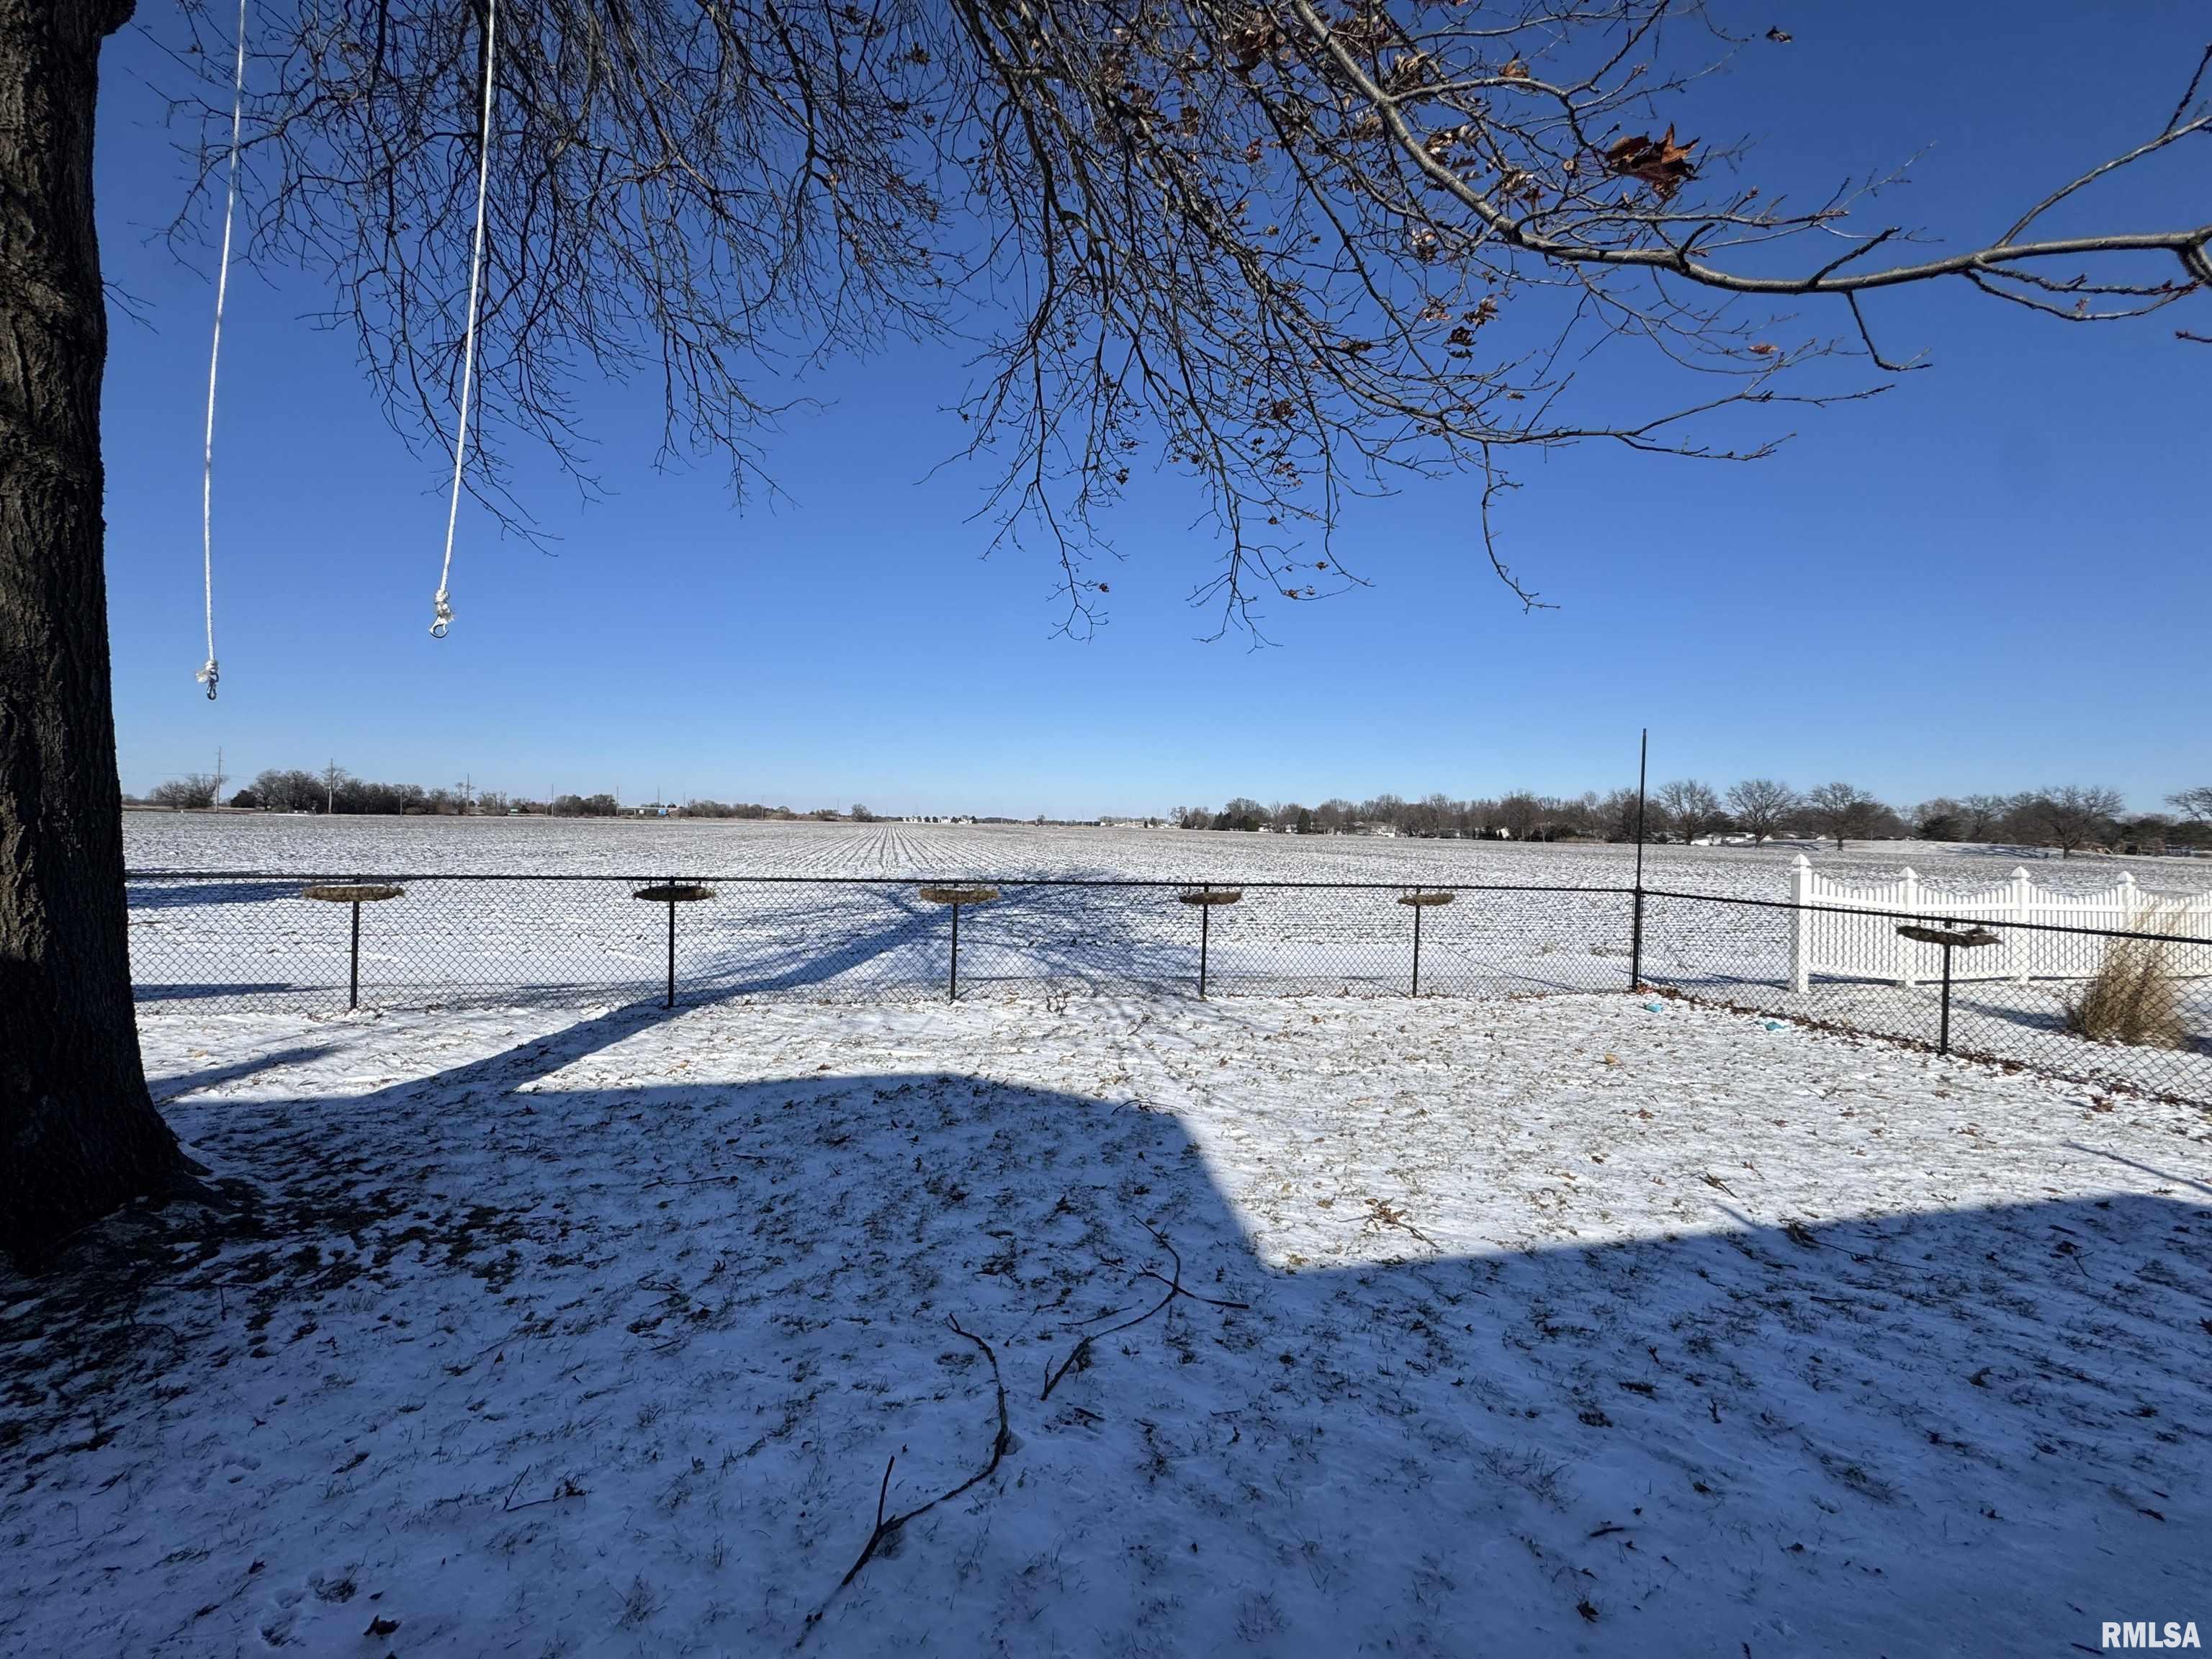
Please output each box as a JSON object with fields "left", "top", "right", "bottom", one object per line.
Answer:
{"left": 2022, "top": 783, "right": 2127, "bottom": 858}
{"left": 1956, "top": 793, "right": 2014, "bottom": 842}
{"left": 1655, "top": 776, "right": 1722, "bottom": 842}
{"left": 170, "top": 0, "right": 2212, "bottom": 634}
{"left": 1802, "top": 779, "right": 1888, "bottom": 850}
{"left": 1724, "top": 775, "right": 1796, "bottom": 843}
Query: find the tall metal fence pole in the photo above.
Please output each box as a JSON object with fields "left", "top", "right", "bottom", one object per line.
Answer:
{"left": 949, "top": 901, "right": 961, "bottom": 1003}
{"left": 1199, "top": 888, "right": 1210, "bottom": 999}
{"left": 1629, "top": 727, "right": 1647, "bottom": 989}
{"left": 349, "top": 898, "right": 362, "bottom": 1011}
{"left": 1939, "top": 940, "right": 1954, "bottom": 1056}
{"left": 1411, "top": 899, "right": 1422, "bottom": 997}
{"left": 665, "top": 885, "right": 678, "bottom": 1010}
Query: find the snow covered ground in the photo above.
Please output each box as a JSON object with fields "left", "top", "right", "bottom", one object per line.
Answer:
{"left": 6, "top": 990, "right": 2208, "bottom": 1655}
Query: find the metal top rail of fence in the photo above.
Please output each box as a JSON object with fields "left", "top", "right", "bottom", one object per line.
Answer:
{"left": 125, "top": 870, "right": 2212, "bottom": 1107}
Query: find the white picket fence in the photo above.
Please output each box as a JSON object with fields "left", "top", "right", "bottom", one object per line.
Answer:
{"left": 1786, "top": 855, "right": 2212, "bottom": 992}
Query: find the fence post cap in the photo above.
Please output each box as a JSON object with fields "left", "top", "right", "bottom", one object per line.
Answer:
{"left": 2010, "top": 866, "right": 2032, "bottom": 878}
{"left": 1790, "top": 852, "right": 1811, "bottom": 868}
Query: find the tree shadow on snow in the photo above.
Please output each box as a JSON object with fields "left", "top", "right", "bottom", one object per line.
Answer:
{"left": 148, "top": 1043, "right": 337, "bottom": 1102}
{"left": 4, "top": 1020, "right": 2210, "bottom": 1657}
{"left": 125, "top": 878, "right": 301, "bottom": 910}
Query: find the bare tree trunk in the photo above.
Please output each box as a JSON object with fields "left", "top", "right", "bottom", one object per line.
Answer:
{"left": 1, "top": 0, "right": 179, "bottom": 1265}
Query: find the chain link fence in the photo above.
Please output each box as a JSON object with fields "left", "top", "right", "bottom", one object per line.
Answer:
{"left": 127, "top": 871, "right": 2211, "bottom": 1105}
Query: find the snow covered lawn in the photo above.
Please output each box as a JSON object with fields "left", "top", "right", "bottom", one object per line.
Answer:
{"left": 6, "top": 992, "right": 2209, "bottom": 1655}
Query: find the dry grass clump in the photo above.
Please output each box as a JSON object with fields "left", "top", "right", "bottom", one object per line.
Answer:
{"left": 2064, "top": 910, "right": 2187, "bottom": 1049}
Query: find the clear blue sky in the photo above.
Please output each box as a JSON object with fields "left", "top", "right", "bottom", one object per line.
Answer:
{"left": 94, "top": 4, "right": 2209, "bottom": 818}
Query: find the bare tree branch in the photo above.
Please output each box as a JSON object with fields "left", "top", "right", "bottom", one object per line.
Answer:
{"left": 153, "top": 1, "right": 2210, "bottom": 636}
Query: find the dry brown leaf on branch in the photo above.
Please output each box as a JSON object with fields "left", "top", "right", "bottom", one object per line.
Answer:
{"left": 1766, "top": 27, "right": 1793, "bottom": 44}
{"left": 1222, "top": 13, "right": 1281, "bottom": 76}
{"left": 1384, "top": 51, "right": 1434, "bottom": 91}
{"left": 1604, "top": 125, "right": 1698, "bottom": 200}
{"left": 1333, "top": 11, "right": 1393, "bottom": 55}
{"left": 1501, "top": 58, "right": 1530, "bottom": 81}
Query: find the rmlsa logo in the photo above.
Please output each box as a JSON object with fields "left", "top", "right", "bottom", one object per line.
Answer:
{"left": 2104, "top": 1624, "right": 2201, "bottom": 1650}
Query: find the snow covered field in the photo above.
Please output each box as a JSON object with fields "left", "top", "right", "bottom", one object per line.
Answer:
{"left": 123, "top": 811, "right": 2212, "bottom": 896}
{"left": 5, "top": 991, "right": 2208, "bottom": 1655}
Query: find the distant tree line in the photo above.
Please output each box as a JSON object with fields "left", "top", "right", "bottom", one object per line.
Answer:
{"left": 667, "top": 799, "right": 804, "bottom": 819}
{"left": 126, "top": 768, "right": 2212, "bottom": 857}
{"left": 1168, "top": 782, "right": 2212, "bottom": 857}
{"left": 127, "top": 766, "right": 873, "bottom": 822}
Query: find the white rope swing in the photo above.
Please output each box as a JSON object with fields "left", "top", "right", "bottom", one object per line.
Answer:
{"left": 431, "top": 0, "right": 501, "bottom": 639}
{"left": 197, "top": 0, "right": 248, "bottom": 700}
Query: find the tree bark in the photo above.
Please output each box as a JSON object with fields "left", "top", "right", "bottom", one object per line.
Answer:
{"left": 1, "top": 0, "right": 179, "bottom": 1265}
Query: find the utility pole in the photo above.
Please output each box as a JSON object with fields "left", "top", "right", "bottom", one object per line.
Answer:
{"left": 212, "top": 746, "right": 226, "bottom": 808}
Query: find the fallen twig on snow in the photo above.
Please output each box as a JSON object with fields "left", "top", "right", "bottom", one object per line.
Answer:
{"left": 639, "top": 1160, "right": 770, "bottom": 1189}
{"left": 500, "top": 1465, "right": 587, "bottom": 1513}
{"left": 1042, "top": 1339, "right": 1093, "bottom": 1401}
{"left": 1042, "top": 1222, "right": 1249, "bottom": 1402}
{"left": 799, "top": 1316, "right": 1010, "bottom": 1645}
{"left": 1361, "top": 1197, "right": 1436, "bottom": 1250}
